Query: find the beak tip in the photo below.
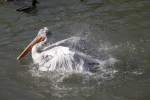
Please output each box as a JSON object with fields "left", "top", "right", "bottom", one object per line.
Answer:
{"left": 17, "top": 55, "right": 22, "bottom": 61}
{"left": 17, "top": 57, "right": 20, "bottom": 60}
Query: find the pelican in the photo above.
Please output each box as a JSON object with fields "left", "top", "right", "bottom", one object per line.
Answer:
{"left": 17, "top": 27, "right": 112, "bottom": 72}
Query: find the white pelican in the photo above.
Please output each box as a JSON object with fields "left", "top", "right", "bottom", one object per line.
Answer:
{"left": 17, "top": 27, "right": 111, "bottom": 72}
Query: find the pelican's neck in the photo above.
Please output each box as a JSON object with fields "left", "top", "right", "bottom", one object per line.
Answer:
{"left": 31, "top": 36, "right": 47, "bottom": 63}
{"left": 31, "top": 44, "right": 40, "bottom": 62}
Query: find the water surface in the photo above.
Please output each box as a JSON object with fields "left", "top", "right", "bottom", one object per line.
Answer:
{"left": 0, "top": 0, "right": 150, "bottom": 100}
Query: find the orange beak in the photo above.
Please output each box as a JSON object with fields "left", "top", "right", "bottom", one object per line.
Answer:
{"left": 17, "top": 35, "right": 45, "bottom": 61}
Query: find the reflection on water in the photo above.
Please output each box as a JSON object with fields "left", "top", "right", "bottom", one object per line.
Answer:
{"left": 0, "top": 0, "right": 150, "bottom": 100}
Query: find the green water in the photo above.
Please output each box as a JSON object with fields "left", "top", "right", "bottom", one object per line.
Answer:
{"left": 0, "top": 0, "right": 150, "bottom": 100}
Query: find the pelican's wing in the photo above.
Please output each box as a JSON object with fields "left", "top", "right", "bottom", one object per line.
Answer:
{"left": 43, "top": 37, "right": 87, "bottom": 51}
{"left": 73, "top": 51, "right": 101, "bottom": 72}
{"left": 75, "top": 51, "right": 100, "bottom": 64}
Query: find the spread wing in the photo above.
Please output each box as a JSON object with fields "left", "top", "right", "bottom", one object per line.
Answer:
{"left": 43, "top": 36, "right": 87, "bottom": 52}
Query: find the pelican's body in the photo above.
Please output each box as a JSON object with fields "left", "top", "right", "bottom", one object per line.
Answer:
{"left": 32, "top": 45, "right": 81, "bottom": 72}
{"left": 31, "top": 36, "right": 100, "bottom": 72}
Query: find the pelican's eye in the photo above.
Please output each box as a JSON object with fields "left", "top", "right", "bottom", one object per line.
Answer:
{"left": 46, "top": 31, "right": 52, "bottom": 36}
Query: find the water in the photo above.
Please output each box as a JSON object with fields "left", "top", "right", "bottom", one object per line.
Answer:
{"left": 0, "top": 0, "right": 150, "bottom": 100}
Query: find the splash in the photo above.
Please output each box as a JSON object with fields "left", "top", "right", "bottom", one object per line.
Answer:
{"left": 28, "top": 38, "right": 119, "bottom": 98}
